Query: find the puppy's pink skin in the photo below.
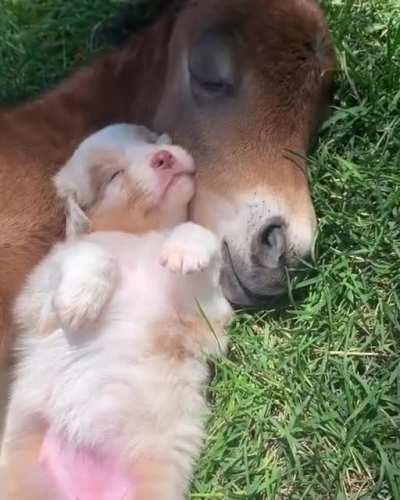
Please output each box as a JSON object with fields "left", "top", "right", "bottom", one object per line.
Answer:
{"left": 39, "top": 431, "right": 135, "bottom": 500}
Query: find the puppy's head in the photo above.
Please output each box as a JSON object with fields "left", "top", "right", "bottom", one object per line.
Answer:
{"left": 54, "top": 124, "right": 196, "bottom": 235}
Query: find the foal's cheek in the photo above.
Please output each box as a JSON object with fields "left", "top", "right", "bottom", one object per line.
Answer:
{"left": 189, "top": 187, "right": 237, "bottom": 236}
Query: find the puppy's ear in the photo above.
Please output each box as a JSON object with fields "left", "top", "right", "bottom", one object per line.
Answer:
{"left": 131, "top": 125, "right": 160, "bottom": 144}
{"left": 65, "top": 197, "right": 90, "bottom": 238}
{"left": 53, "top": 156, "right": 95, "bottom": 209}
{"left": 133, "top": 126, "right": 172, "bottom": 146}
{"left": 54, "top": 155, "right": 124, "bottom": 241}
{"left": 54, "top": 155, "right": 124, "bottom": 211}
{"left": 156, "top": 133, "right": 172, "bottom": 146}
{"left": 127, "top": 125, "right": 171, "bottom": 146}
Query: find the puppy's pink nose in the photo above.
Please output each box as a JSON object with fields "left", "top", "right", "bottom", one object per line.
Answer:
{"left": 151, "top": 150, "right": 175, "bottom": 170}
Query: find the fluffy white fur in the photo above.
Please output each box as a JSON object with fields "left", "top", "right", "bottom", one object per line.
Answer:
{"left": 1, "top": 125, "right": 233, "bottom": 499}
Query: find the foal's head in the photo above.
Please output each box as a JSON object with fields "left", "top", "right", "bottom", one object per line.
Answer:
{"left": 121, "top": 0, "right": 335, "bottom": 305}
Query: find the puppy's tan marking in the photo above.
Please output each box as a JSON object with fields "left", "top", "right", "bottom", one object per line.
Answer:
{"left": 0, "top": 425, "right": 55, "bottom": 500}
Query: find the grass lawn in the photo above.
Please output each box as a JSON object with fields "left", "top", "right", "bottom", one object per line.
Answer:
{"left": 1, "top": 0, "right": 399, "bottom": 498}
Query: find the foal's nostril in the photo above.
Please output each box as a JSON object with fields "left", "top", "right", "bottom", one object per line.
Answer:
{"left": 261, "top": 224, "right": 285, "bottom": 252}
{"left": 252, "top": 219, "right": 287, "bottom": 270}
{"left": 151, "top": 150, "right": 175, "bottom": 170}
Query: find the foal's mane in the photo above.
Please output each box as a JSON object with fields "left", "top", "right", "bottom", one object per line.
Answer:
{"left": 100, "top": 0, "right": 190, "bottom": 46}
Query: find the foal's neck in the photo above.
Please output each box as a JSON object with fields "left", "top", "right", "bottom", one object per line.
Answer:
{"left": 1, "top": 18, "right": 172, "bottom": 172}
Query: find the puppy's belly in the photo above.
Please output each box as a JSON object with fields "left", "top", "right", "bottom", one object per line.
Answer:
{"left": 43, "top": 347, "right": 138, "bottom": 448}
{"left": 45, "top": 352, "right": 202, "bottom": 448}
{"left": 39, "top": 430, "right": 136, "bottom": 500}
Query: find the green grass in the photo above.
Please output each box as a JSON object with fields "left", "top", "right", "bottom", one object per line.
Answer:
{"left": 1, "top": 0, "right": 399, "bottom": 498}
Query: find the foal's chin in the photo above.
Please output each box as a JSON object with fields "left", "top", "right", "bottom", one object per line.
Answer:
{"left": 190, "top": 180, "right": 317, "bottom": 306}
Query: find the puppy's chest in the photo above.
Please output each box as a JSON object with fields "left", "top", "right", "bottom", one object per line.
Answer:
{"left": 110, "top": 258, "right": 171, "bottom": 321}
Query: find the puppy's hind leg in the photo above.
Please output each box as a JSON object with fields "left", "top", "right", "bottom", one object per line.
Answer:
{"left": 0, "top": 428, "right": 60, "bottom": 500}
{"left": 132, "top": 456, "right": 187, "bottom": 500}
{"left": 0, "top": 464, "right": 60, "bottom": 500}
{"left": 51, "top": 241, "right": 119, "bottom": 331}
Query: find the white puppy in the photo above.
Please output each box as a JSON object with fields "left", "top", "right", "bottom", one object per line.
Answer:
{"left": 0, "top": 124, "right": 233, "bottom": 500}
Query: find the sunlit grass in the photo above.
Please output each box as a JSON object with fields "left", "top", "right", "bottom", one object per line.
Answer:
{"left": 0, "top": 0, "right": 399, "bottom": 497}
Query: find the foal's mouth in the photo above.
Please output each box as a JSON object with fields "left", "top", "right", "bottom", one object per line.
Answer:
{"left": 221, "top": 241, "right": 287, "bottom": 307}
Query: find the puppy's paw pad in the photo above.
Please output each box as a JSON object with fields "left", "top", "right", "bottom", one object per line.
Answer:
{"left": 160, "top": 245, "right": 211, "bottom": 274}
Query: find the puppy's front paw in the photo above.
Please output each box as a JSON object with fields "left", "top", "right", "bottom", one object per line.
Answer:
{"left": 53, "top": 252, "right": 118, "bottom": 331}
{"left": 160, "top": 223, "right": 219, "bottom": 275}
{"left": 160, "top": 244, "right": 211, "bottom": 274}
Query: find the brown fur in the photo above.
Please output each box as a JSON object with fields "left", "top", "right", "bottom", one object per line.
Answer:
{"left": 0, "top": 0, "right": 335, "bottom": 364}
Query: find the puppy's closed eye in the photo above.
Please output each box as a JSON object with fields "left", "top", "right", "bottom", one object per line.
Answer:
{"left": 89, "top": 161, "right": 126, "bottom": 201}
{"left": 108, "top": 170, "right": 123, "bottom": 184}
